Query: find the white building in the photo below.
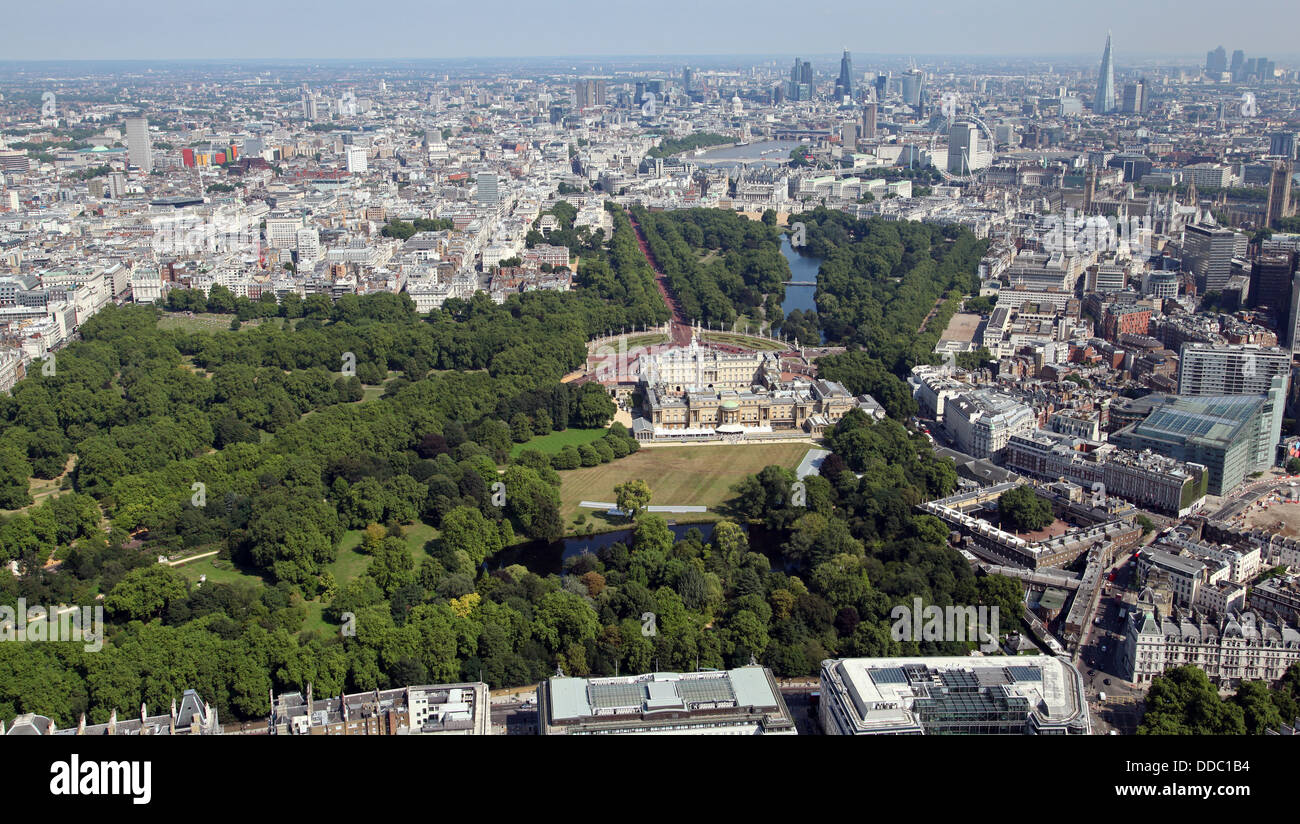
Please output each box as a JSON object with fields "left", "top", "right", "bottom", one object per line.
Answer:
{"left": 819, "top": 656, "right": 1091, "bottom": 735}
{"left": 345, "top": 146, "right": 368, "bottom": 175}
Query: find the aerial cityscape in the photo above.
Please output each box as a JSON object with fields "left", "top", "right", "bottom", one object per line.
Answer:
{"left": 4, "top": 4, "right": 1300, "bottom": 763}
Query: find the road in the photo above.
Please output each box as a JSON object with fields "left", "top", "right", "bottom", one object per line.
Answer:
{"left": 489, "top": 690, "right": 538, "bottom": 735}
{"left": 1210, "top": 471, "right": 1300, "bottom": 521}
{"left": 1073, "top": 556, "right": 1145, "bottom": 734}
{"left": 627, "top": 213, "right": 693, "bottom": 347}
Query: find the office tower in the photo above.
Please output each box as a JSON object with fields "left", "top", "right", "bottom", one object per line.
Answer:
{"left": 682, "top": 66, "right": 693, "bottom": 92}
{"left": 1288, "top": 272, "right": 1300, "bottom": 350}
{"left": 1250, "top": 251, "right": 1296, "bottom": 317}
{"left": 836, "top": 50, "right": 853, "bottom": 99}
{"left": 1270, "top": 132, "right": 1298, "bottom": 160}
{"left": 1267, "top": 161, "right": 1295, "bottom": 228}
{"left": 1183, "top": 223, "right": 1240, "bottom": 292}
{"left": 1230, "top": 49, "right": 1245, "bottom": 80}
{"left": 476, "top": 171, "right": 500, "bottom": 206}
{"left": 862, "top": 102, "right": 877, "bottom": 139}
{"left": 1121, "top": 80, "right": 1145, "bottom": 114}
{"left": 840, "top": 122, "right": 858, "bottom": 149}
{"left": 125, "top": 116, "right": 153, "bottom": 173}
{"left": 575, "top": 79, "right": 606, "bottom": 109}
{"left": 947, "top": 120, "right": 978, "bottom": 175}
{"left": 787, "top": 59, "right": 812, "bottom": 102}
{"left": 1177, "top": 343, "right": 1291, "bottom": 397}
{"left": 900, "top": 69, "right": 924, "bottom": 107}
{"left": 874, "top": 73, "right": 888, "bottom": 101}
{"left": 1094, "top": 33, "right": 1116, "bottom": 114}
{"left": 1206, "top": 45, "right": 1227, "bottom": 76}
{"left": 345, "top": 146, "right": 367, "bottom": 174}
{"left": 295, "top": 228, "right": 320, "bottom": 267}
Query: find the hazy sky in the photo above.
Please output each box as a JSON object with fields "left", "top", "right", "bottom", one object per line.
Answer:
{"left": 6, "top": 0, "right": 1297, "bottom": 62}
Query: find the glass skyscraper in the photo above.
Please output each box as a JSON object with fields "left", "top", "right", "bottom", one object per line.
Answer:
{"left": 1094, "top": 33, "right": 1116, "bottom": 114}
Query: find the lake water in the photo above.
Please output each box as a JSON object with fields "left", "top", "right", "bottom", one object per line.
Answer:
{"left": 779, "top": 233, "right": 820, "bottom": 316}
{"left": 490, "top": 522, "right": 721, "bottom": 576}
{"left": 491, "top": 521, "right": 790, "bottom": 577}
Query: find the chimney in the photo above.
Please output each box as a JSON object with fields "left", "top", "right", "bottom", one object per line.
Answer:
{"left": 107, "top": 708, "right": 117, "bottom": 736}
{"left": 77, "top": 713, "right": 85, "bottom": 735}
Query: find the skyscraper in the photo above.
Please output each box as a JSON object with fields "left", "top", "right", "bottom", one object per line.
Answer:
{"left": 476, "top": 171, "right": 500, "bottom": 206}
{"left": 862, "top": 102, "right": 877, "bottom": 139}
{"left": 1230, "top": 49, "right": 1245, "bottom": 80}
{"left": 1121, "top": 80, "right": 1145, "bottom": 114}
{"left": 1249, "top": 252, "right": 1296, "bottom": 317}
{"left": 947, "top": 121, "right": 979, "bottom": 176}
{"left": 900, "top": 69, "right": 924, "bottom": 108}
{"left": 1094, "top": 33, "right": 1116, "bottom": 114}
{"left": 1184, "top": 223, "right": 1241, "bottom": 293}
{"left": 1205, "top": 46, "right": 1227, "bottom": 76}
{"left": 836, "top": 50, "right": 853, "bottom": 100}
{"left": 125, "top": 115, "right": 153, "bottom": 173}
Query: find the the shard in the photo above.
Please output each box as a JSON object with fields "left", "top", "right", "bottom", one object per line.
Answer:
{"left": 1094, "top": 32, "right": 1116, "bottom": 114}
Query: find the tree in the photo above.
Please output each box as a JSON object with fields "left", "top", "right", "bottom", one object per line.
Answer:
{"left": 0, "top": 443, "right": 34, "bottom": 509}
{"left": 614, "top": 479, "right": 652, "bottom": 520}
{"left": 997, "top": 485, "right": 1053, "bottom": 532}
{"left": 104, "top": 566, "right": 188, "bottom": 621}
{"left": 1139, "top": 666, "right": 1246, "bottom": 735}
{"left": 439, "top": 506, "right": 505, "bottom": 567}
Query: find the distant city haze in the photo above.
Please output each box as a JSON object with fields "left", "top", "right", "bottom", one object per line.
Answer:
{"left": 4, "top": 0, "right": 1298, "bottom": 62}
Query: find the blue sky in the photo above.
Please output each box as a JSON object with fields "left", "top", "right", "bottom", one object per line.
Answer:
{"left": 6, "top": 0, "right": 1296, "bottom": 61}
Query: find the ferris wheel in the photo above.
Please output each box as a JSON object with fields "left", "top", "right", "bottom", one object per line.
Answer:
{"left": 927, "top": 94, "right": 994, "bottom": 185}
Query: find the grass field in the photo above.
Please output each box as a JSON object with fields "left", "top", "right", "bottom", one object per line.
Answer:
{"left": 700, "top": 331, "right": 789, "bottom": 351}
{"left": 157, "top": 312, "right": 277, "bottom": 333}
{"left": 327, "top": 522, "right": 439, "bottom": 584}
{"left": 176, "top": 555, "right": 269, "bottom": 587}
{"left": 172, "top": 522, "right": 439, "bottom": 637}
{"left": 619, "top": 333, "right": 669, "bottom": 349}
{"left": 557, "top": 442, "right": 812, "bottom": 528}
{"left": 1, "top": 455, "right": 76, "bottom": 517}
{"left": 510, "top": 427, "right": 609, "bottom": 457}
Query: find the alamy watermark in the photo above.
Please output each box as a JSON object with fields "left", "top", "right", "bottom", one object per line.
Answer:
{"left": 1043, "top": 208, "right": 1153, "bottom": 259}
{"left": 0, "top": 599, "right": 104, "bottom": 652}
{"left": 890, "top": 598, "right": 1000, "bottom": 644}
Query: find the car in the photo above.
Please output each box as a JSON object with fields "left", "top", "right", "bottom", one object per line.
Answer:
{"left": 1087, "top": 670, "right": 1096, "bottom": 677}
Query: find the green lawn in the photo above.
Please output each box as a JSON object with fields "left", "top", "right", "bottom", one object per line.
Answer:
{"left": 157, "top": 312, "right": 274, "bottom": 333}
{"left": 171, "top": 522, "right": 439, "bottom": 637}
{"left": 700, "top": 331, "right": 788, "bottom": 351}
{"left": 327, "top": 522, "right": 439, "bottom": 585}
{"left": 510, "top": 427, "right": 609, "bottom": 457}
{"left": 557, "top": 442, "right": 812, "bottom": 529}
{"left": 619, "top": 333, "right": 669, "bottom": 349}
{"left": 175, "top": 555, "right": 270, "bottom": 587}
